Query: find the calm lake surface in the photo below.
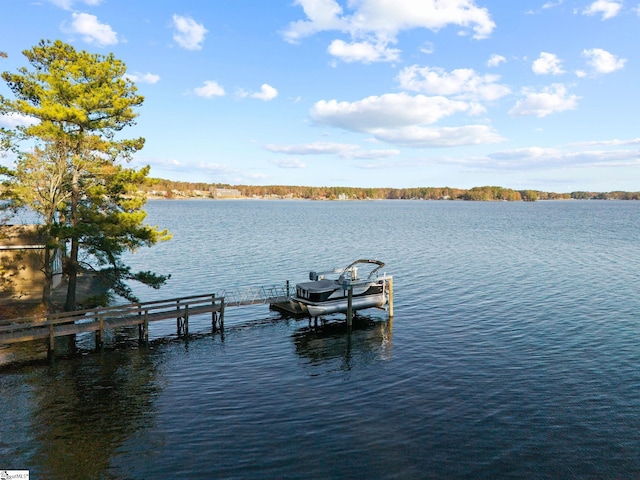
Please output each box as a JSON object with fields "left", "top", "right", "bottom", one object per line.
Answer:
{"left": 2, "top": 199, "right": 640, "bottom": 479}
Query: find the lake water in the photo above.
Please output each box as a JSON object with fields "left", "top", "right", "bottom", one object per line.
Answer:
{"left": 1, "top": 199, "right": 640, "bottom": 479}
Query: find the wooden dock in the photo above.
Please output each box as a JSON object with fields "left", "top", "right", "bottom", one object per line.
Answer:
{"left": 0, "top": 283, "right": 300, "bottom": 359}
{"left": 0, "top": 279, "right": 393, "bottom": 361}
{"left": 0, "top": 293, "right": 226, "bottom": 353}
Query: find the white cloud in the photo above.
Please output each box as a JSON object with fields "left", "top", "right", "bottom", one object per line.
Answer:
{"left": 283, "top": 0, "right": 348, "bottom": 43}
{"left": 397, "top": 66, "right": 510, "bottom": 102}
{"left": 310, "top": 93, "right": 479, "bottom": 132}
{"left": 543, "top": 0, "right": 564, "bottom": 9}
{"left": 251, "top": 84, "right": 278, "bottom": 101}
{"left": 266, "top": 142, "right": 359, "bottom": 155}
{"left": 270, "top": 158, "right": 307, "bottom": 168}
{"left": 47, "top": 0, "right": 101, "bottom": 10}
{"left": 374, "top": 125, "right": 504, "bottom": 147}
{"left": 532, "top": 52, "right": 565, "bottom": 75}
{"left": 488, "top": 146, "right": 639, "bottom": 169}
{"left": 193, "top": 80, "right": 225, "bottom": 98}
{"left": 307, "top": 93, "right": 503, "bottom": 147}
{"left": 237, "top": 84, "right": 279, "bottom": 101}
{"left": 265, "top": 142, "right": 400, "bottom": 159}
{"left": 124, "top": 72, "right": 161, "bottom": 84}
{"left": 283, "top": 0, "right": 495, "bottom": 63}
{"left": 569, "top": 137, "right": 640, "bottom": 147}
{"left": 509, "top": 84, "right": 579, "bottom": 117}
{"left": 581, "top": 0, "right": 623, "bottom": 19}
{"left": 420, "top": 42, "right": 435, "bottom": 55}
{"left": 487, "top": 54, "right": 506, "bottom": 67}
{"left": 582, "top": 48, "right": 626, "bottom": 73}
{"left": 66, "top": 12, "right": 118, "bottom": 46}
{"left": 328, "top": 39, "right": 400, "bottom": 63}
{"left": 0, "top": 113, "right": 39, "bottom": 128}
{"left": 172, "top": 14, "right": 207, "bottom": 50}
{"left": 349, "top": 149, "right": 401, "bottom": 159}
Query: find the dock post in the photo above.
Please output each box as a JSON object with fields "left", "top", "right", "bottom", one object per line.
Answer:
{"left": 142, "top": 310, "right": 149, "bottom": 345}
{"left": 176, "top": 300, "right": 181, "bottom": 335}
{"left": 211, "top": 295, "right": 217, "bottom": 331}
{"left": 184, "top": 305, "right": 189, "bottom": 337}
{"left": 220, "top": 299, "right": 225, "bottom": 330}
{"left": 286, "top": 280, "right": 290, "bottom": 297}
{"left": 96, "top": 315, "right": 105, "bottom": 350}
{"left": 48, "top": 323, "right": 55, "bottom": 360}
{"left": 346, "top": 287, "right": 353, "bottom": 329}
{"left": 388, "top": 277, "right": 394, "bottom": 319}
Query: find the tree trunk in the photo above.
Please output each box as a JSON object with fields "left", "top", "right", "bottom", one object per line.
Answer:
{"left": 64, "top": 167, "right": 79, "bottom": 311}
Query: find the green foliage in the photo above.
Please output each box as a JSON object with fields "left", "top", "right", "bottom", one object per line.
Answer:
{"left": 0, "top": 40, "right": 170, "bottom": 309}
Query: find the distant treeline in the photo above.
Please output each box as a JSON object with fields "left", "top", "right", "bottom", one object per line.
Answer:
{"left": 144, "top": 178, "right": 640, "bottom": 202}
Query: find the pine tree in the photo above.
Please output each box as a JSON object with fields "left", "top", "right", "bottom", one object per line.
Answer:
{"left": 1, "top": 40, "right": 170, "bottom": 310}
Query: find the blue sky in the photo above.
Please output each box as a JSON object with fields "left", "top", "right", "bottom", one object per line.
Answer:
{"left": 1, "top": 0, "right": 639, "bottom": 191}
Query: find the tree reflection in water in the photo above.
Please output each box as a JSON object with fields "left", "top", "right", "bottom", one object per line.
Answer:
{"left": 29, "top": 349, "right": 161, "bottom": 479}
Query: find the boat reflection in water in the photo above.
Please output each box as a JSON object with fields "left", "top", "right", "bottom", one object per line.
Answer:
{"left": 292, "top": 316, "right": 393, "bottom": 370}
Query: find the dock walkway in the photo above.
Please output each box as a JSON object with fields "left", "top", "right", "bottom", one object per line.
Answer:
{"left": 0, "top": 283, "right": 295, "bottom": 358}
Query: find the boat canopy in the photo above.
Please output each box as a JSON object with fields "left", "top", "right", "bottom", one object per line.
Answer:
{"left": 308, "top": 259, "right": 385, "bottom": 282}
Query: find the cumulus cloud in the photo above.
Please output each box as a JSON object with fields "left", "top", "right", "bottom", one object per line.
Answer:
{"left": 251, "top": 84, "right": 279, "bottom": 101}
{"left": 532, "top": 52, "right": 565, "bottom": 75}
{"left": 193, "top": 80, "right": 225, "bottom": 98}
{"left": 487, "top": 54, "right": 506, "bottom": 67}
{"left": 581, "top": 0, "right": 623, "bottom": 19}
{"left": 310, "top": 93, "right": 480, "bottom": 132}
{"left": 283, "top": 0, "right": 495, "bottom": 63}
{"left": 172, "top": 14, "right": 207, "bottom": 50}
{"left": 582, "top": 48, "right": 626, "bottom": 73}
{"left": 307, "top": 93, "right": 503, "bottom": 147}
{"left": 509, "top": 84, "right": 579, "bottom": 118}
{"left": 66, "top": 12, "right": 118, "bottom": 46}
{"left": 397, "top": 65, "right": 510, "bottom": 101}
{"left": 124, "top": 72, "right": 161, "bottom": 84}
{"left": 328, "top": 39, "right": 400, "bottom": 63}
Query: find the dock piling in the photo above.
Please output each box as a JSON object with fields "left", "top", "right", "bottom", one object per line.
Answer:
{"left": 48, "top": 323, "right": 55, "bottom": 360}
{"left": 388, "top": 277, "right": 394, "bottom": 319}
{"left": 96, "top": 315, "right": 105, "bottom": 350}
{"left": 346, "top": 287, "right": 353, "bottom": 329}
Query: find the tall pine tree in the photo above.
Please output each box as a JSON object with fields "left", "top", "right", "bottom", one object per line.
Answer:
{"left": 1, "top": 40, "right": 170, "bottom": 310}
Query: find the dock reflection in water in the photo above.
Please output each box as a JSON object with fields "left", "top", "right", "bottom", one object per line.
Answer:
{"left": 292, "top": 316, "right": 393, "bottom": 371}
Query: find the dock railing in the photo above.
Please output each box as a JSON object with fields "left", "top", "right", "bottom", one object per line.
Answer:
{"left": 0, "top": 293, "right": 226, "bottom": 349}
{"left": 0, "top": 283, "right": 296, "bottom": 352}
